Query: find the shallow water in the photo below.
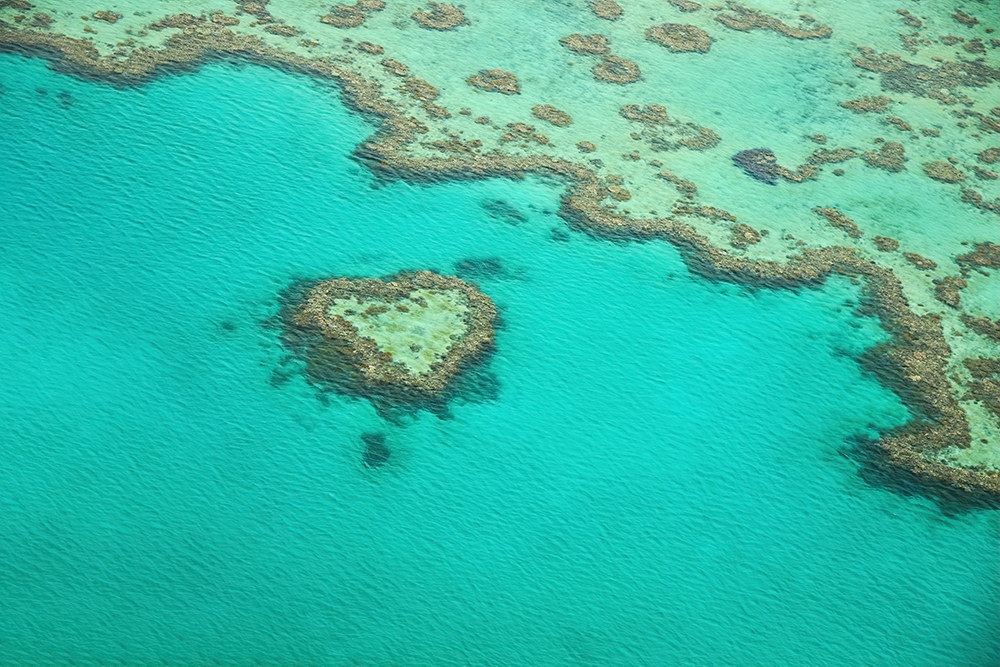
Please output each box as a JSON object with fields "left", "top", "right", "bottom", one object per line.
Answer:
{"left": 0, "top": 55, "right": 997, "bottom": 665}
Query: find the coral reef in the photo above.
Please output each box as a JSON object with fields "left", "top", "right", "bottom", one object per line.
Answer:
{"left": 730, "top": 223, "right": 761, "bottom": 248}
{"left": 963, "top": 315, "right": 1000, "bottom": 344}
{"left": 903, "top": 252, "right": 937, "bottom": 270}
{"left": 977, "top": 148, "right": 1000, "bottom": 165}
{"left": 884, "top": 116, "right": 911, "bottom": 132}
{"left": 715, "top": 3, "right": 832, "bottom": 39}
{"left": 592, "top": 55, "right": 641, "bottom": 84}
{"left": 92, "top": 11, "right": 120, "bottom": 24}
{"left": 852, "top": 47, "right": 1000, "bottom": 106}
{"left": 320, "top": 6, "right": 366, "bottom": 28}
{"left": 863, "top": 142, "right": 906, "bottom": 172}
{"left": 620, "top": 104, "right": 667, "bottom": 124}
{"left": 733, "top": 148, "right": 816, "bottom": 184}
{"left": 933, "top": 275, "right": 966, "bottom": 308}
{"left": 733, "top": 148, "right": 781, "bottom": 184}
{"left": 924, "top": 161, "right": 967, "bottom": 183}
{"left": 559, "top": 33, "right": 610, "bottom": 55}
{"left": 466, "top": 69, "right": 520, "bottom": 94}
{"left": 840, "top": 95, "right": 892, "bottom": 113}
{"left": 896, "top": 9, "right": 921, "bottom": 28}
{"left": 957, "top": 242, "right": 1000, "bottom": 271}
{"left": 668, "top": 0, "right": 702, "bottom": 12}
{"left": 590, "top": 0, "right": 623, "bottom": 21}
{"left": 961, "top": 189, "right": 1000, "bottom": 216}
{"left": 400, "top": 76, "right": 439, "bottom": 101}
{"left": 808, "top": 148, "right": 857, "bottom": 164}
{"left": 320, "top": 0, "right": 382, "bottom": 28}
{"left": 1, "top": 8, "right": 996, "bottom": 498}
{"left": 873, "top": 236, "right": 899, "bottom": 252}
{"left": 813, "top": 207, "right": 862, "bottom": 238}
{"left": 645, "top": 23, "right": 711, "bottom": 53}
{"left": 532, "top": 104, "right": 572, "bottom": 126}
{"left": 264, "top": 24, "right": 300, "bottom": 37}
{"left": 659, "top": 170, "right": 698, "bottom": 197}
{"left": 381, "top": 58, "right": 409, "bottom": 76}
{"left": 292, "top": 271, "right": 497, "bottom": 397}
{"left": 411, "top": 3, "right": 466, "bottom": 30}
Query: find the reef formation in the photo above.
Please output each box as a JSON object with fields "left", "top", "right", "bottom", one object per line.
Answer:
{"left": 291, "top": 271, "right": 497, "bottom": 398}
{"left": 0, "top": 0, "right": 997, "bottom": 503}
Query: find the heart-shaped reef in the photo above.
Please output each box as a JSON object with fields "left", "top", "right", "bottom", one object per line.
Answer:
{"left": 291, "top": 270, "right": 498, "bottom": 398}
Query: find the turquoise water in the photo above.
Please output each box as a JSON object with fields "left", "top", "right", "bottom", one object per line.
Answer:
{"left": 0, "top": 56, "right": 997, "bottom": 665}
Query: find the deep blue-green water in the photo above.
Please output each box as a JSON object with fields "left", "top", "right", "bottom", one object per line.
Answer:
{"left": 0, "top": 55, "right": 997, "bottom": 665}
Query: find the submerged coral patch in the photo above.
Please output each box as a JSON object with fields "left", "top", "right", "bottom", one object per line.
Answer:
{"left": 559, "top": 33, "right": 611, "bottom": 55}
{"left": 645, "top": 23, "right": 711, "bottom": 53}
{"left": 466, "top": 69, "right": 520, "bottom": 94}
{"left": 590, "top": 0, "right": 623, "bottom": 21}
{"left": 715, "top": 3, "right": 832, "bottom": 39}
{"left": 292, "top": 271, "right": 497, "bottom": 396}
{"left": 411, "top": 3, "right": 466, "bottom": 30}
{"left": 593, "top": 55, "right": 640, "bottom": 84}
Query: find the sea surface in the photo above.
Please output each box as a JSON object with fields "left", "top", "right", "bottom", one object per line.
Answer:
{"left": 0, "top": 54, "right": 997, "bottom": 665}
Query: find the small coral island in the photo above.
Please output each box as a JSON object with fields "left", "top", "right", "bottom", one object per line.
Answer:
{"left": 290, "top": 271, "right": 497, "bottom": 399}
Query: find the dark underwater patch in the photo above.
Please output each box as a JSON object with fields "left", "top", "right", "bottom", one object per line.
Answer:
{"left": 481, "top": 198, "right": 528, "bottom": 225}
{"left": 455, "top": 257, "right": 506, "bottom": 280}
{"left": 733, "top": 148, "right": 780, "bottom": 184}
{"left": 361, "top": 432, "right": 391, "bottom": 467}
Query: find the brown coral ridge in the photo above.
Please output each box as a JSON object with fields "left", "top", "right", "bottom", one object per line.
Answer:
{"left": 852, "top": 46, "right": 1000, "bottom": 104}
{"left": 873, "top": 235, "right": 899, "bottom": 252}
{"left": 0, "top": 20, "right": 995, "bottom": 498}
{"left": 964, "top": 359, "right": 1000, "bottom": 426}
{"left": 733, "top": 148, "right": 817, "bottom": 184}
{"left": 621, "top": 105, "right": 720, "bottom": 152}
{"left": 293, "top": 271, "right": 497, "bottom": 397}
{"left": 466, "top": 69, "right": 520, "bottom": 94}
{"left": 957, "top": 241, "right": 1000, "bottom": 273}
{"left": 863, "top": 141, "right": 906, "bottom": 172}
{"left": 620, "top": 103, "right": 667, "bottom": 125}
{"left": 896, "top": 9, "right": 921, "bottom": 29}
{"left": 923, "top": 161, "right": 966, "bottom": 183}
{"left": 808, "top": 148, "right": 857, "bottom": 164}
{"left": 840, "top": 95, "right": 892, "bottom": 113}
{"left": 903, "top": 252, "right": 937, "bottom": 270}
{"left": 532, "top": 104, "right": 572, "bottom": 126}
{"left": 645, "top": 23, "right": 712, "bottom": 53}
{"left": 559, "top": 33, "right": 610, "bottom": 55}
{"left": 590, "top": 0, "right": 623, "bottom": 21}
{"left": 813, "top": 207, "right": 862, "bottom": 238}
{"left": 668, "top": 0, "right": 702, "bottom": 12}
{"left": 730, "top": 223, "right": 761, "bottom": 248}
{"left": 264, "top": 24, "right": 301, "bottom": 37}
{"left": 92, "top": 11, "right": 121, "bottom": 24}
{"left": 932, "top": 275, "right": 966, "bottom": 308}
{"left": 961, "top": 189, "right": 1000, "bottom": 216}
{"left": 320, "top": 0, "right": 382, "bottom": 28}
{"left": 962, "top": 315, "right": 1000, "bottom": 344}
{"left": 593, "top": 55, "right": 641, "bottom": 84}
{"left": 715, "top": 3, "right": 832, "bottom": 39}
{"left": 411, "top": 3, "right": 466, "bottom": 30}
